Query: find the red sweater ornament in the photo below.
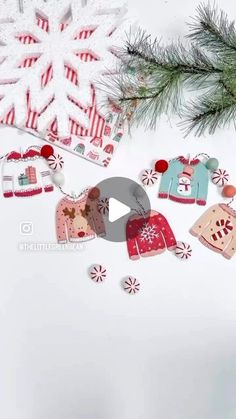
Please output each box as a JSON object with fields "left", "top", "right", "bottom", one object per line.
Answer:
{"left": 126, "top": 210, "right": 177, "bottom": 260}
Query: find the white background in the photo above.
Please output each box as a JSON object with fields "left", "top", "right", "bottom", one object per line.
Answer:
{"left": 1, "top": 0, "right": 236, "bottom": 418}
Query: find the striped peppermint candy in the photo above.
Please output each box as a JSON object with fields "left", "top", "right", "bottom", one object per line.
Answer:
{"left": 123, "top": 276, "right": 140, "bottom": 294}
{"left": 47, "top": 154, "right": 64, "bottom": 171}
{"left": 98, "top": 198, "right": 109, "bottom": 215}
{"left": 141, "top": 169, "right": 158, "bottom": 186}
{"left": 89, "top": 265, "right": 107, "bottom": 283}
{"left": 175, "top": 242, "right": 192, "bottom": 260}
{"left": 211, "top": 169, "right": 229, "bottom": 187}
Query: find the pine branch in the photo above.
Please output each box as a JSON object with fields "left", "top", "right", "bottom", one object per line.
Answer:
{"left": 188, "top": 3, "right": 236, "bottom": 60}
{"left": 182, "top": 85, "right": 236, "bottom": 136}
{"left": 103, "top": 4, "right": 236, "bottom": 136}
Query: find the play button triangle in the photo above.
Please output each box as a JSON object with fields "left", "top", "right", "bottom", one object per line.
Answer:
{"left": 108, "top": 198, "right": 131, "bottom": 223}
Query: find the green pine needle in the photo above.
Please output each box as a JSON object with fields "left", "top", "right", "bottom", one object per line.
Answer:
{"left": 106, "top": 3, "right": 236, "bottom": 136}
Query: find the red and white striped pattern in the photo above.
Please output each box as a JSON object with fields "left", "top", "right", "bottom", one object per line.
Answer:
{"left": 123, "top": 276, "right": 140, "bottom": 294}
{"left": 175, "top": 242, "right": 192, "bottom": 260}
{"left": 211, "top": 169, "right": 229, "bottom": 187}
{"left": 89, "top": 264, "right": 107, "bottom": 283}
{"left": 141, "top": 169, "right": 158, "bottom": 186}
{"left": 211, "top": 219, "right": 234, "bottom": 241}
{"left": 2, "top": 18, "right": 107, "bottom": 138}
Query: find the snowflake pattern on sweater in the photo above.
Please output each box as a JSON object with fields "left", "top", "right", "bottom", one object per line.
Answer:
{"left": 126, "top": 210, "right": 177, "bottom": 260}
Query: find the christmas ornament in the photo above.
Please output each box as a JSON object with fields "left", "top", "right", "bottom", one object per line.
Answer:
{"left": 190, "top": 204, "right": 236, "bottom": 259}
{"left": 109, "top": 3, "right": 236, "bottom": 136}
{"left": 126, "top": 210, "right": 176, "bottom": 260}
{"left": 2, "top": 148, "right": 53, "bottom": 198}
{"left": 52, "top": 172, "right": 65, "bottom": 187}
{"left": 154, "top": 160, "right": 169, "bottom": 174}
{"left": 175, "top": 242, "right": 192, "bottom": 260}
{"left": 222, "top": 185, "right": 236, "bottom": 198}
{"left": 0, "top": 0, "right": 127, "bottom": 167}
{"left": 41, "top": 145, "right": 54, "bottom": 159}
{"left": 205, "top": 158, "right": 219, "bottom": 171}
{"left": 211, "top": 169, "right": 229, "bottom": 187}
{"left": 89, "top": 265, "right": 107, "bottom": 283}
{"left": 47, "top": 154, "right": 64, "bottom": 171}
{"left": 98, "top": 198, "right": 109, "bottom": 215}
{"left": 56, "top": 188, "right": 105, "bottom": 243}
{"left": 158, "top": 156, "right": 209, "bottom": 205}
{"left": 141, "top": 169, "right": 158, "bottom": 186}
{"left": 123, "top": 276, "right": 140, "bottom": 294}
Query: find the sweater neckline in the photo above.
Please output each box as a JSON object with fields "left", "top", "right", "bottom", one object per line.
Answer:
{"left": 219, "top": 203, "right": 236, "bottom": 217}
{"left": 178, "top": 156, "right": 200, "bottom": 165}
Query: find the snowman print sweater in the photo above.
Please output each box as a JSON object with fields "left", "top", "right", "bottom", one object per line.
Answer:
{"left": 158, "top": 156, "right": 209, "bottom": 205}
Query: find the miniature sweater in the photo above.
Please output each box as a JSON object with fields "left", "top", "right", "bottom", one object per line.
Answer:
{"left": 158, "top": 156, "right": 209, "bottom": 205}
{"left": 190, "top": 204, "right": 236, "bottom": 259}
{"left": 2, "top": 149, "right": 53, "bottom": 198}
{"left": 126, "top": 210, "right": 177, "bottom": 260}
{"left": 56, "top": 190, "right": 105, "bottom": 243}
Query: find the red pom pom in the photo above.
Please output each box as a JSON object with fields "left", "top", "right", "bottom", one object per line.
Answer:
{"left": 41, "top": 145, "right": 54, "bottom": 159}
{"left": 88, "top": 187, "right": 100, "bottom": 200}
{"left": 155, "top": 159, "right": 169, "bottom": 173}
{"left": 222, "top": 185, "right": 236, "bottom": 198}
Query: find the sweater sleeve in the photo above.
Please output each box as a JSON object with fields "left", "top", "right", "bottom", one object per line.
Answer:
{"left": 2, "top": 175, "right": 14, "bottom": 198}
{"left": 190, "top": 205, "right": 217, "bottom": 236}
{"left": 158, "top": 214, "right": 177, "bottom": 250}
{"left": 158, "top": 165, "right": 173, "bottom": 198}
{"left": 223, "top": 235, "right": 236, "bottom": 259}
{"left": 196, "top": 163, "right": 209, "bottom": 205}
{"left": 126, "top": 219, "right": 140, "bottom": 260}
{"left": 40, "top": 170, "right": 54, "bottom": 193}
{"left": 91, "top": 202, "right": 106, "bottom": 237}
{"left": 56, "top": 201, "right": 68, "bottom": 243}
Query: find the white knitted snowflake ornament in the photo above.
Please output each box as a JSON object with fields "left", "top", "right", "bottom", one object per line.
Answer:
{"left": 0, "top": 0, "right": 127, "bottom": 166}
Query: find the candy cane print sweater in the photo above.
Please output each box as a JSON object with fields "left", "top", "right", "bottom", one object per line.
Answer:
{"left": 126, "top": 210, "right": 177, "bottom": 260}
{"left": 56, "top": 189, "right": 106, "bottom": 243}
{"left": 158, "top": 156, "right": 209, "bottom": 205}
{"left": 190, "top": 204, "right": 236, "bottom": 259}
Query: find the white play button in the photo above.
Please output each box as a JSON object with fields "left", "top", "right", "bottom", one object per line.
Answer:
{"left": 108, "top": 198, "right": 131, "bottom": 223}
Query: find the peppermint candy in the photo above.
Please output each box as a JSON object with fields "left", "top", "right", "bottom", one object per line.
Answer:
{"left": 123, "top": 276, "right": 140, "bottom": 294}
{"left": 175, "top": 242, "right": 192, "bottom": 260}
{"left": 141, "top": 169, "right": 158, "bottom": 186}
{"left": 47, "top": 153, "right": 64, "bottom": 171}
{"left": 211, "top": 169, "right": 229, "bottom": 187}
{"left": 98, "top": 198, "right": 109, "bottom": 215}
{"left": 89, "top": 265, "right": 107, "bottom": 283}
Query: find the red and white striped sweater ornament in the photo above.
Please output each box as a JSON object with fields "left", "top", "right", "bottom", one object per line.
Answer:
{"left": 211, "top": 219, "right": 234, "bottom": 241}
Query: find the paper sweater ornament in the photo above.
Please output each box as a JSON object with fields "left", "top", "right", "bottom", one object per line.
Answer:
{"left": 2, "top": 148, "right": 53, "bottom": 197}
{"left": 126, "top": 210, "right": 177, "bottom": 260}
{"left": 190, "top": 204, "right": 236, "bottom": 259}
{"left": 56, "top": 189, "right": 105, "bottom": 243}
{"left": 158, "top": 157, "right": 209, "bottom": 205}
{"left": 0, "top": 0, "right": 127, "bottom": 167}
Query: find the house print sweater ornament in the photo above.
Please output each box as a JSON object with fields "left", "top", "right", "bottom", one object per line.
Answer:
{"left": 190, "top": 204, "right": 236, "bottom": 259}
{"left": 56, "top": 188, "right": 106, "bottom": 243}
{"left": 126, "top": 210, "right": 177, "bottom": 260}
{"left": 158, "top": 156, "right": 209, "bottom": 205}
{"left": 2, "top": 148, "right": 53, "bottom": 198}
